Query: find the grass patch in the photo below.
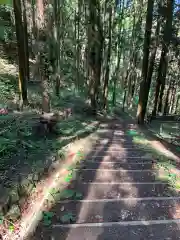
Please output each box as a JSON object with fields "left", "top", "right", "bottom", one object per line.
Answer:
{"left": 132, "top": 133, "right": 180, "bottom": 192}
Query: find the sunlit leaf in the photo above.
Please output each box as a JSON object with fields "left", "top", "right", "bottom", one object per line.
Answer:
{"left": 49, "top": 188, "right": 58, "bottom": 195}
{"left": 66, "top": 165, "right": 75, "bottom": 171}
{"left": 9, "top": 225, "right": 14, "bottom": 232}
{"left": 64, "top": 172, "right": 73, "bottom": 182}
{"left": 175, "top": 183, "right": 180, "bottom": 189}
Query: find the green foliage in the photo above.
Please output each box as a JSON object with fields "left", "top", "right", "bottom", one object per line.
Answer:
{"left": 59, "top": 189, "right": 75, "bottom": 199}
{"left": 74, "top": 192, "right": 83, "bottom": 200}
{"left": 60, "top": 212, "right": 76, "bottom": 223}
{"left": 58, "top": 189, "right": 83, "bottom": 200}
{"left": 0, "top": 215, "right": 4, "bottom": 224}
{"left": 0, "top": 0, "right": 12, "bottom": 5}
{"left": 126, "top": 129, "right": 138, "bottom": 136}
{"left": 0, "top": 4, "right": 15, "bottom": 44}
{"left": 0, "top": 74, "right": 17, "bottom": 100}
{"left": 42, "top": 211, "right": 54, "bottom": 226}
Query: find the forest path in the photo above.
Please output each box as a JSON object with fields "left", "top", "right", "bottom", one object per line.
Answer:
{"left": 27, "top": 119, "right": 180, "bottom": 239}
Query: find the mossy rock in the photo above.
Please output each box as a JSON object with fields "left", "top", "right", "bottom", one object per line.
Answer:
{"left": 10, "top": 188, "right": 19, "bottom": 204}
{"left": 19, "top": 178, "right": 35, "bottom": 196}
{"left": 0, "top": 185, "right": 10, "bottom": 214}
{"left": 19, "top": 197, "right": 26, "bottom": 207}
{"left": 32, "top": 172, "right": 39, "bottom": 182}
{"left": 27, "top": 174, "right": 34, "bottom": 181}
{"left": 6, "top": 204, "right": 21, "bottom": 221}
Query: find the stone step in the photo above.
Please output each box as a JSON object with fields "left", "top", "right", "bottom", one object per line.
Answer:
{"left": 95, "top": 138, "right": 143, "bottom": 144}
{"left": 67, "top": 182, "right": 179, "bottom": 199}
{"left": 96, "top": 132, "right": 138, "bottom": 139}
{"left": 93, "top": 146, "right": 147, "bottom": 151}
{"left": 86, "top": 157, "right": 155, "bottom": 164}
{"left": 51, "top": 199, "right": 180, "bottom": 224}
{"left": 89, "top": 150, "right": 152, "bottom": 158}
{"left": 84, "top": 161, "right": 154, "bottom": 170}
{"left": 33, "top": 221, "right": 180, "bottom": 240}
{"left": 78, "top": 169, "right": 159, "bottom": 182}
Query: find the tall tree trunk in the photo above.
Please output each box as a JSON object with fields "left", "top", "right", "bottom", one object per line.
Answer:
{"left": 152, "top": 80, "right": 161, "bottom": 116}
{"left": 146, "top": 17, "right": 160, "bottom": 102}
{"left": 163, "top": 78, "right": 172, "bottom": 115}
{"left": 112, "top": 0, "right": 125, "bottom": 106}
{"left": 22, "top": 0, "right": 30, "bottom": 82}
{"left": 76, "top": 0, "right": 81, "bottom": 90}
{"left": 153, "top": 0, "right": 174, "bottom": 115}
{"left": 53, "top": 0, "right": 61, "bottom": 96}
{"left": 31, "top": 0, "right": 37, "bottom": 40}
{"left": 103, "top": 5, "right": 112, "bottom": 109}
{"left": 88, "top": 0, "right": 103, "bottom": 113}
{"left": 137, "top": 0, "right": 154, "bottom": 124}
{"left": 13, "top": 0, "right": 28, "bottom": 105}
{"left": 175, "top": 95, "right": 180, "bottom": 114}
{"left": 170, "top": 82, "right": 176, "bottom": 113}
{"left": 36, "top": 0, "right": 50, "bottom": 113}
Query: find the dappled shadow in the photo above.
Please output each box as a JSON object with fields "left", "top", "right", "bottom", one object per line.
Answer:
{"left": 97, "top": 122, "right": 180, "bottom": 239}
{"left": 20, "top": 119, "right": 180, "bottom": 240}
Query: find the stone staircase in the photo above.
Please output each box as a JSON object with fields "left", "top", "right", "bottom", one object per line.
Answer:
{"left": 31, "top": 121, "right": 180, "bottom": 240}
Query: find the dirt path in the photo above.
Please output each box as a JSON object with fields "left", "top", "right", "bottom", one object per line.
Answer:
{"left": 13, "top": 120, "right": 180, "bottom": 239}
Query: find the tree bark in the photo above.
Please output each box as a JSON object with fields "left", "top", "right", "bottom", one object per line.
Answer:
{"left": 103, "top": 5, "right": 112, "bottom": 109}
{"left": 13, "top": 0, "right": 28, "bottom": 104}
{"left": 137, "top": 0, "right": 154, "bottom": 124}
{"left": 88, "top": 0, "right": 103, "bottom": 113}
{"left": 153, "top": 0, "right": 174, "bottom": 115}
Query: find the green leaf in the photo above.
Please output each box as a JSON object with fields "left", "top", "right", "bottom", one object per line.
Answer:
{"left": 9, "top": 225, "right": 14, "bottom": 232}
{"left": 134, "top": 96, "right": 139, "bottom": 104}
{"left": 74, "top": 192, "right": 83, "bottom": 200}
{"left": 60, "top": 212, "right": 75, "bottom": 223}
{"left": 64, "top": 173, "right": 72, "bottom": 182}
{"left": 43, "top": 219, "right": 52, "bottom": 226}
{"left": 77, "top": 151, "right": 83, "bottom": 157}
{"left": 0, "top": 215, "right": 4, "bottom": 224}
{"left": 64, "top": 171, "right": 77, "bottom": 182}
{"left": 176, "top": 147, "right": 180, "bottom": 152}
{"left": 127, "top": 130, "right": 138, "bottom": 136}
{"left": 59, "top": 189, "right": 75, "bottom": 199}
{"left": 169, "top": 173, "right": 176, "bottom": 179}
{"left": 49, "top": 188, "right": 58, "bottom": 195}
{"left": 43, "top": 211, "right": 54, "bottom": 218}
{"left": 175, "top": 183, "right": 180, "bottom": 189}
{"left": 66, "top": 165, "right": 74, "bottom": 171}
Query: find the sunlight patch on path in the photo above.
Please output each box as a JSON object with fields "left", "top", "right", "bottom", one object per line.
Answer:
{"left": 146, "top": 140, "right": 180, "bottom": 163}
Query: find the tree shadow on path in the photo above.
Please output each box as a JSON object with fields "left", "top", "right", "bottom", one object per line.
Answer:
{"left": 24, "top": 119, "right": 180, "bottom": 240}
